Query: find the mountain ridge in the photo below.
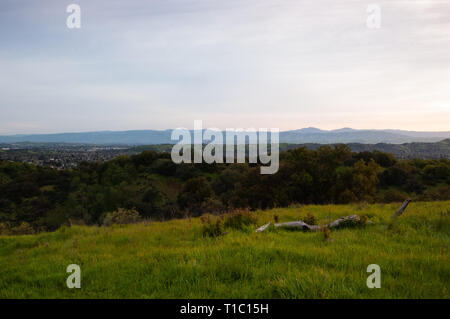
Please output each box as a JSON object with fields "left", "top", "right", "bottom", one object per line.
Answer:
{"left": 0, "top": 128, "right": 449, "bottom": 145}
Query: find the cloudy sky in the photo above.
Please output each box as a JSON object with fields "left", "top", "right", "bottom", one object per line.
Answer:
{"left": 0, "top": 0, "right": 449, "bottom": 134}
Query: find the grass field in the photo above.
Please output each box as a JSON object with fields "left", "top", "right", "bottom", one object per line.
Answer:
{"left": 0, "top": 201, "right": 449, "bottom": 298}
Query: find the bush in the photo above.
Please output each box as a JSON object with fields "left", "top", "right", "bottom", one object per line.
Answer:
{"left": 303, "top": 212, "right": 316, "bottom": 225}
{"left": 200, "top": 214, "right": 223, "bottom": 237}
{"left": 0, "top": 222, "right": 35, "bottom": 235}
{"left": 177, "top": 177, "right": 213, "bottom": 214}
{"left": 338, "top": 189, "right": 357, "bottom": 204}
{"left": 0, "top": 222, "right": 12, "bottom": 235}
{"left": 200, "top": 197, "right": 226, "bottom": 215}
{"left": 423, "top": 163, "right": 450, "bottom": 183}
{"left": 151, "top": 159, "right": 177, "bottom": 176}
{"left": 13, "top": 222, "right": 35, "bottom": 235}
{"left": 381, "top": 189, "right": 409, "bottom": 203}
{"left": 103, "top": 208, "right": 142, "bottom": 226}
{"left": 322, "top": 226, "right": 331, "bottom": 240}
{"left": 69, "top": 218, "right": 86, "bottom": 226}
{"left": 420, "top": 186, "right": 450, "bottom": 201}
{"left": 358, "top": 214, "right": 369, "bottom": 225}
{"left": 223, "top": 208, "right": 257, "bottom": 230}
{"left": 273, "top": 214, "right": 279, "bottom": 223}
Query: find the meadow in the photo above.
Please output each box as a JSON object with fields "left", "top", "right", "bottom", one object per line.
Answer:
{"left": 0, "top": 201, "right": 448, "bottom": 298}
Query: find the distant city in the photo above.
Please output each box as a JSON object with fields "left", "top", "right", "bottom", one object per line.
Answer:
{"left": 1, "top": 138, "right": 448, "bottom": 169}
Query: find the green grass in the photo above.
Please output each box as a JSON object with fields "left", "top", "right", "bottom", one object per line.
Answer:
{"left": 0, "top": 201, "right": 449, "bottom": 298}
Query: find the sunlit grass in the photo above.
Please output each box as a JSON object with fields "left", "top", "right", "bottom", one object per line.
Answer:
{"left": 0, "top": 201, "right": 448, "bottom": 298}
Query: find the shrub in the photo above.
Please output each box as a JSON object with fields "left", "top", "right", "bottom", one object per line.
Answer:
{"left": 420, "top": 186, "right": 450, "bottom": 201}
{"left": 423, "top": 163, "right": 450, "bottom": 183}
{"left": 12, "top": 222, "right": 35, "bottom": 235}
{"left": 338, "top": 189, "right": 357, "bottom": 204}
{"left": 0, "top": 222, "right": 35, "bottom": 236}
{"left": 200, "top": 197, "right": 226, "bottom": 215}
{"left": 200, "top": 214, "right": 223, "bottom": 237}
{"left": 273, "top": 214, "right": 279, "bottom": 223}
{"left": 69, "top": 218, "right": 86, "bottom": 226}
{"left": 103, "top": 208, "right": 142, "bottom": 226}
{"left": 322, "top": 226, "right": 331, "bottom": 240}
{"left": 303, "top": 212, "right": 316, "bottom": 225}
{"left": 381, "top": 189, "right": 409, "bottom": 203}
{"left": 358, "top": 214, "right": 369, "bottom": 225}
{"left": 151, "top": 158, "right": 177, "bottom": 176}
{"left": 223, "top": 208, "right": 257, "bottom": 230}
{"left": 177, "top": 177, "right": 213, "bottom": 214}
{"left": 0, "top": 222, "right": 11, "bottom": 235}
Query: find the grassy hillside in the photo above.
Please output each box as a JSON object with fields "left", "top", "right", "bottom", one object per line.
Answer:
{"left": 0, "top": 201, "right": 449, "bottom": 298}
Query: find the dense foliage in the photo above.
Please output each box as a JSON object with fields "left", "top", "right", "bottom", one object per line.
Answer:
{"left": 0, "top": 145, "right": 449, "bottom": 233}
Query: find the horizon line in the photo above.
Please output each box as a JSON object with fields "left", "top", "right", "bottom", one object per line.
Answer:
{"left": 1, "top": 127, "right": 450, "bottom": 136}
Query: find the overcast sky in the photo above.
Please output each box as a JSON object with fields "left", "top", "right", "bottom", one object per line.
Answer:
{"left": 0, "top": 0, "right": 449, "bottom": 134}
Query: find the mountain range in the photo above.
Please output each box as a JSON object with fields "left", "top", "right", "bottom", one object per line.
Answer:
{"left": 0, "top": 128, "right": 449, "bottom": 145}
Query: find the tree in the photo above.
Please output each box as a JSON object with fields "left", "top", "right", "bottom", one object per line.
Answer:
{"left": 177, "top": 177, "right": 213, "bottom": 214}
{"left": 350, "top": 159, "right": 379, "bottom": 201}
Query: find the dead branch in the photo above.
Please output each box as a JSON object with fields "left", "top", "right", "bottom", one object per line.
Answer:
{"left": 391, "top": 199, "right": 411, "bottom": 220}
{"left": 327, "top": 215, "right": 359, "bottom": 229}
{"left": 255, "top": 222, "right": 272, "bottom": 232}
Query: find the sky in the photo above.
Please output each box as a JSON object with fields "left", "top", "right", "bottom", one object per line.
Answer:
{"left": 0, "top": 0, "right": 449, "bottom": 134}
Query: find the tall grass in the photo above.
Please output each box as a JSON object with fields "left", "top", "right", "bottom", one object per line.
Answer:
{"left": 0, "top": 201, "right": 448, "bottom": 298}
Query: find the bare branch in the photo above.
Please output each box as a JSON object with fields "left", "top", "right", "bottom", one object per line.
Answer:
{"left": 391, "top": 199, "right": 411, "bottom": 220}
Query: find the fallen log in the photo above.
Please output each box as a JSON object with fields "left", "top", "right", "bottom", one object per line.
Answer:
{"left": 391, "top": 199, "right": 411, "bottom": 219}
{"left": 275, "top": 221, "right": 320, "bottom": 231}
{"left": 327, "top": 215, "right": 359, "bottom": 229}
{"left": 255, "top": 214, "right": 361, "bottom": 232}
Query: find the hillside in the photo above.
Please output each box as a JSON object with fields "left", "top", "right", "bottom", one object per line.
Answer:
{"left": 129, "top": 139, "right": 450, "bottom": 159}
{"left": 1, "top": 145, "right": 449, "bottom": 235}
{"left": 0, "top": 201, "right": 448, "bottom": 298}
{"left": 346, "top": 139, "right": 450, "bottom": 159}
{"left": 278, "top": 139, "right": 450, "bottom": 159}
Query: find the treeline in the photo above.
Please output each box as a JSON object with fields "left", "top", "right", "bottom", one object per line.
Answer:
{"left": 0, "top": 145, "right": 449, "bottom": 234}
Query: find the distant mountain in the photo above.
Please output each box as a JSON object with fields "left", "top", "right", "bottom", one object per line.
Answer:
{"left": 0, "top": 128, "right": 449, "bottom": 145}
{"left": 279, "top": 129, "right": 450, "bottom": 144}
{"left": 0, "top": 130, "right": 174, "bottom": 145}
{"left": 330, "top": 127, "right": 357, "bottom": 133}
{"left": 289, "top": 127, "right": 325, "bottom": 133}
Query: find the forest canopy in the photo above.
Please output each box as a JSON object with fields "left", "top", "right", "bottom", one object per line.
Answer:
{"left": 0, "top": 145, "right": 449, "bottom": 234}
